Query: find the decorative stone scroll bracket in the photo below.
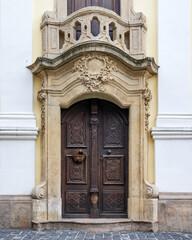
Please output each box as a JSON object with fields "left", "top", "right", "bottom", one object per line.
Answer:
{"left": 32, "top": 181, "right": 47, "bottom": 200}
{"left": 73, "top": 53, "right": 117, "bottom": 92}
{"left": 144, "top": 181, "right": 159, "bottom": 199}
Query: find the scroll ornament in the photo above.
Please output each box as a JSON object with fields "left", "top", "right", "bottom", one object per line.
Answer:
{"left": 73, "top": 53, "right": 117, "bottom": 92}
{"left": 144, "top": 181, "right": 159, "bottom": 199}
{"left": 32, "top": 181, "right": 46, "bottom": 200}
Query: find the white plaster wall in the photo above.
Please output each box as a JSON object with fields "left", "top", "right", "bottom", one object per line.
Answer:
{"left": 0, "top": 0, "right": 37, "bottom": 195}
{"left": 0, "top": 0, "right": 33, "bottom": 112}
{"left": 155, "top": 140, "right": 192, "bottom": 192}
{"left": 0, "top": 140, "right": 35, "bottom": 195}
{"left": 158, "top": 0, "right": 192, "bottom": 114}
{"left": 154, "top": 0, "right": 192, "bottom": 193}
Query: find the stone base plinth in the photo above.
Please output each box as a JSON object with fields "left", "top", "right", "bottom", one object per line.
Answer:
{"left": 0, "top": 195, "right": 32, "bottom": 229}
{"left": 32, "top": 219, "right": 158, "bottom": 232}
{"left": 158, "top": 193, "right": 192, "bottom": 233}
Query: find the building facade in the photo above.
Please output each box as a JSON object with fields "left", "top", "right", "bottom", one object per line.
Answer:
{"left": 0, "top": 0, "right": 192, "bottom": 232}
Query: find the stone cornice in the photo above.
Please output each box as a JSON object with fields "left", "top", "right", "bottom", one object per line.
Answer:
{"left": 159, "top": 192, "right": 192, "bottom": 200}
{"left": 0, "top": 127, "right": 39, "bottom": 140}
{"left": 27, "top": 41, "right": 159, "bottom": 76}
{"left": 151, "top": 127, "right": 192, "bottom": 140}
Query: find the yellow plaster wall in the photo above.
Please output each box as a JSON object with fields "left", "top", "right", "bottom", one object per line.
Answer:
{"left": 33, "top": 0, "right": 54, "bottom": 184}
{"left": 33, "top": 0, "right": 158, "bottom": 184}
{"left": 134, "top": 0, "right": 158, "bottom": 183}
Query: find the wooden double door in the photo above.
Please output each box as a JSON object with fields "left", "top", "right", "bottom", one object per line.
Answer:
{"left": 61, "top": 100, "right": 128, "bottom": 218}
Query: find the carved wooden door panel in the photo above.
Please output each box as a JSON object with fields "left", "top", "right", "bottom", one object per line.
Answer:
{"left": 98, "top": 101, "right": 128, "bottom": 218}
{"left": 61, "top": 101, "right": 90, "bottom": 218}
{"left": 61, "top": 100, "right": 128, "bottom": 218}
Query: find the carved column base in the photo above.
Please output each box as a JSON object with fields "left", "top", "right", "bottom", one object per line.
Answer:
{"left": 143, "top": 199, "right": 158, "bottom": 221}
{"left": 32, "top": 198, "right": 62, "bottom": 221}
{"left": 128, "top": 198, "right": 141, "bottom": 220}
{"left": 32, "top": 199, "right": 47, "bottom": 221}
{"left": 128, "top": 197, "right": 158, "bottom": 222}
{"left": 48, "top": 198, "right": 62, "bottom": 220}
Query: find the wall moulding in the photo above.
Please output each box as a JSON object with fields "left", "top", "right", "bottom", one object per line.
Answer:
{"left": 156, "top": 113, "right": 192, "bottom": 127}
{"left": 159, "top": 192, "right": 192, "bottom": 200}
{"left": 151, "top": 127, "right": 192, "bottom": 140}
{"left": 0, "top": 127, "right": 39, "bottom": 140}
{"left": 0, "top": 113, "right": 39, "bottom": 140}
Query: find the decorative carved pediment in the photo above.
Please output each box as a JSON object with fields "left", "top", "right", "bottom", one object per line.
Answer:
{"left": 73, "top": 53, "right": 117, "bottom": 92}
{"left": 28, "top": 43, "right": 158, "bottom": 135}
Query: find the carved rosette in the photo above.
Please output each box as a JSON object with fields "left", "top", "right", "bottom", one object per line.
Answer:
{"left": 143, "top": 82, "right": 152, "bottom": 132}
{"left": 73, "top": 53, "right": 117, "bottom": 92}
{"left": 144, "top": 181, "right": 159, "bottom": 199}
{"left": 37, "top": 87, "right": 46, "bottom": 135}
{"left": 32, "top": 181, "right": 46, "bottom": 200}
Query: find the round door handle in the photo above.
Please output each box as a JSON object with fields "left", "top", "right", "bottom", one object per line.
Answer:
{"left": 107, "top": 149, "right": 112, "bottom": 155}
{"left": 73, "top": 149, "right": 86, "bottom": 163}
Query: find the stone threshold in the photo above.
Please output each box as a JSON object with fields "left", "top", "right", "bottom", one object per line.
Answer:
{"left": 32, "top": 219, "right": 158, "bottom": 232}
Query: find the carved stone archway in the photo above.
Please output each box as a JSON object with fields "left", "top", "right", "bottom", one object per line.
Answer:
{"left": 29, "top": 1, "right": 159, "bottom": 231}
{"left": 29, "top": 42, "right": 158, "bottom": 231}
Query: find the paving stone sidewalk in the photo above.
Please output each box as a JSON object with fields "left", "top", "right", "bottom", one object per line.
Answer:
{"left": 0, "top": 231, "right": 192, "bottom": 240}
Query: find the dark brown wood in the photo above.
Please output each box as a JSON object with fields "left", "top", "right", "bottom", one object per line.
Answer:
{"left": 67, "top": 0, "right": 120, "bottom": 15}
{"left": 98, "top": 101, "right": 128, "bottom": 218}
{"left": 61, "top": 100, "right": 128, "bottom": 218}
{"left": 90, "top": 101, "right": 99, "bottom": 218}
{"left": 61, "top": 101, "right": 90, "bottom": 218}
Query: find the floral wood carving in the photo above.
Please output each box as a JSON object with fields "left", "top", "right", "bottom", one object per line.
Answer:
{"left": 144, "top": 181, "right": 159, "bottom": 199}
{"left": 143, "top": 82, "right": 152, "bottom": 132}
{"left": 32, "top": 181, "right": 46, "bottom": 199}
{"left": 73, "top": 53, "right": 117, "bottom": 92}
{"left": 37, "top": 87, "right": 46, "bottom": 135}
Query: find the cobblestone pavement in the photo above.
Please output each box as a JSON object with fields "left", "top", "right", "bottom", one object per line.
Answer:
{"left": 0, "top": 231, "right": 192, "bottom": 240}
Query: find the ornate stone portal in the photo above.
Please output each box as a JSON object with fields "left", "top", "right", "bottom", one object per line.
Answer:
{"left": 28, "top": 0, "right": 159, "bottom": 231}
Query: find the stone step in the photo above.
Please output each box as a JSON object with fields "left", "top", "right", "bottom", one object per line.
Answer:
{"left": 32, "top": 219, "right": 158, "bottom": 232}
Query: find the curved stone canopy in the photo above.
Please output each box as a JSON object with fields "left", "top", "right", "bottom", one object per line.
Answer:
{"left": 28, "top": 41, "right": 158, "bottom": 75}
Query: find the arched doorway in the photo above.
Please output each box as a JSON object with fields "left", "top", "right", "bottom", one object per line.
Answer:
{"left": 29, "top": 42, "right": 158, "bottom": 230}
{"left": 61, "top": 99, "right": 128, "bottom": 218}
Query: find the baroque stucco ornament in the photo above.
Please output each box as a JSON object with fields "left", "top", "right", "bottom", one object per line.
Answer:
{"left": 73, "top": 53, "right": 117, "bottom": 92}
{"left": 37, "top": 87, "right": 46, "bottom": 135}
{"left": 143, "top": 82, "right": 152, "bottom": 131}
{"left": 32, "top": 181, "right": 46, "bottom": 200}
{"left": 144, "top": 181, "right": 159, "bottom": 199}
